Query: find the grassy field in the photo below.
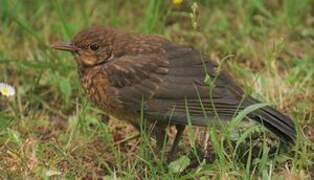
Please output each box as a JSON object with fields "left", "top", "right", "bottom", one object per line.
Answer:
{"left": 0, "top": 0, "right": 313, "bottom": 179}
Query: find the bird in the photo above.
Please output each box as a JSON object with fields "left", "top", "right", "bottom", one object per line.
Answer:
{"left": 52, "top": 26, "right": 296, "bottom": 159}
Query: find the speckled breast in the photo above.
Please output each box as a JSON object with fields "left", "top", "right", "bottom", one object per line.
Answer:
{"left": 79, "top": 66, "right": 141, "bottom": 128}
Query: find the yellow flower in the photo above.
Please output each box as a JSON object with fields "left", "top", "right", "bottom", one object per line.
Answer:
{"left": 172, "top": 0, "right": 183, "bottom": 6}
{"left": 0, "top": 83, "right": 15, "bottom": 97}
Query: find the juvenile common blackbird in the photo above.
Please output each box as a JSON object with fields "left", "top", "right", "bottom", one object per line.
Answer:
{"left": 53, "top": 26, "right": 296, "bottom": 157}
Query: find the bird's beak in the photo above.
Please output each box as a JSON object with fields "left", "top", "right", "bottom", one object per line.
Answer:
{"left": 52, "top": 42, "right": 77, "bottom": 52}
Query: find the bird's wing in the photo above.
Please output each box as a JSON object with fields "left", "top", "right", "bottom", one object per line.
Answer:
{"left": 104, "top": 43, "right": 248, "bottom": 126}
{"left": 144, "top": 43, "right": 249, "bottom": 125}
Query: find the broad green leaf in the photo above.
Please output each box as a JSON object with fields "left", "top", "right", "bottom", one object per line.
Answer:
{"left": 168, "top": 155, "right": 191, "bottom": 173}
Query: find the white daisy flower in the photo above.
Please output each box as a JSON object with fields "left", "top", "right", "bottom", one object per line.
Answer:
{"left": 0, "top": 83, "right": 15, "bottom": 97}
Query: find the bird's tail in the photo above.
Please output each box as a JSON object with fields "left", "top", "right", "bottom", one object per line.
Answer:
{"left": 246, "top": 98, "right": 296, "bottom": 143}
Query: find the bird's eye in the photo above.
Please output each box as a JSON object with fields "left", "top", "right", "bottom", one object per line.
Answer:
{"left": 89, "top": 43, "right": 99, "bottom": 51}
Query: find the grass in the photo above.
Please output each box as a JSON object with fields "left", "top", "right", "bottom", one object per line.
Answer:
{"left": 0, "top": 0, "right": 313, "bottom": 179}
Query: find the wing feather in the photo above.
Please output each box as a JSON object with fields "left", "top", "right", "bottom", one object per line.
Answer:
{"left": 104, "top": 44, "right": 247, "bottom": 125}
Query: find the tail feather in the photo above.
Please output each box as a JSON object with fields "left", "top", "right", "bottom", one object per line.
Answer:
{"left": 248, "top": 105, "right": 296, "bottom": 143}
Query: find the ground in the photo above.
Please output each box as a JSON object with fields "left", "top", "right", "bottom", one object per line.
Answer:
{"left": 0, "top": 0, "right": 313, "bottom": 179}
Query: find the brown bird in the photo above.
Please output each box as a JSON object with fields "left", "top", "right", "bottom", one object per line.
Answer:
{"left": 53, "top": 26, "right": 296, "bottom": 158}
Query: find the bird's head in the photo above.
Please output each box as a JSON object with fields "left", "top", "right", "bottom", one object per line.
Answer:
{"left": 52, "top": 26, "right": 115, "bottom": 67}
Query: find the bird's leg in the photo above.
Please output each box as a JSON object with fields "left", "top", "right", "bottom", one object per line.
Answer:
{"left": 154, "top": 127, "right": 168, "bottom": 152}
{"left": 168, "top": 124, "right": 186, "bottom": 161}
